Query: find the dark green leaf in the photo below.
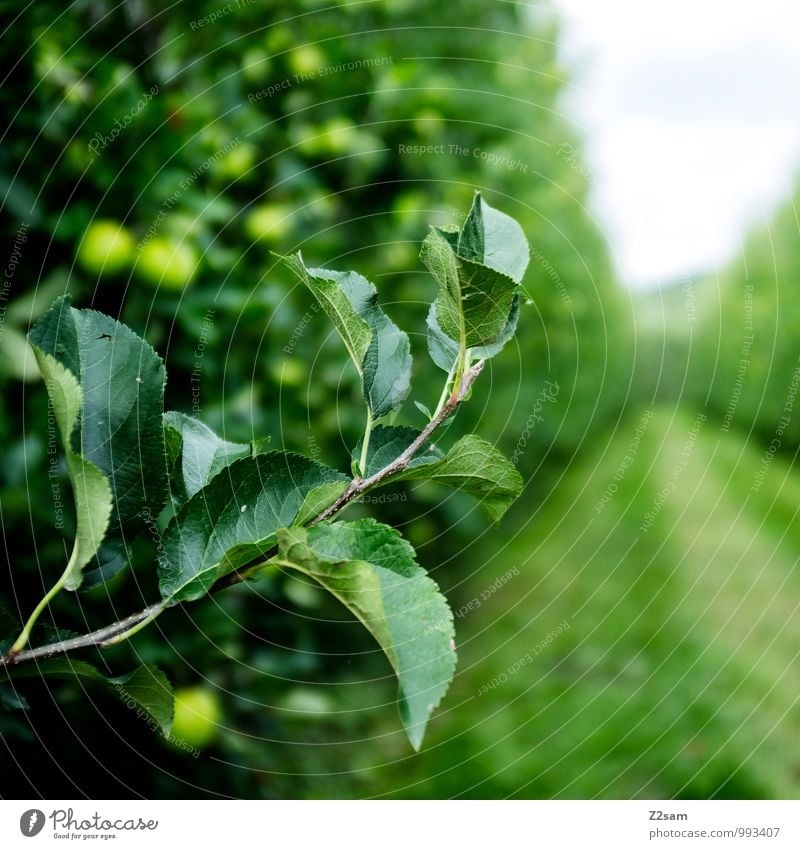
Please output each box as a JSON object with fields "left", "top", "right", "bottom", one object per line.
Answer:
{"left": 28, "top": 297, "right": 169, "bottom": 588}
{"left": 389, "top": 435, "right": 523, "bottom": 521}
{"left": 422, "top": 231, "right": 518, "bottom": 350}
{"left": 276, "top": 519, "right": 456, "bottom": 749}
{"left": 277, "top": 252, "right": 411, "bottom": 418}
{"left": 427, "top": 296, "right": 520, "bottom": 373}
{"left": 163, "top": 411, "right": 259, "bottom": 506}
{"left": 361, "top": 296, "right": 413, "bottom": 419}
{"left": 5, "top": 659, "right": 173, "bottom": 736}
{"left": 0, "top": 603, "right": 20, "bottom": 655}
{"left": 353, "top": 425, "right": 442, "bottom": 478}
{"left": 79, "top": 540, "right": 129, "bottom": 590}
{"left": 454, "top": 257, "right": 519, "bottom": 348}
{"left": 0, "top": 683, "right": 29, "bottom": 711}
{"left": 159, "top": 452, "right": 348, "bottom": 605}
{"left": 422, "top": 195, "right": 528, "bottom": 360}
{"left": 472, "top": 294, "right": 521, "bottom": 359}
{"left": 112, "top": 664, "right": 174, "bottom": 737}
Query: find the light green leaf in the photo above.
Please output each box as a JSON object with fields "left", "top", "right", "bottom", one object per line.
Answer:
{"left": 163, "top": 412, "right": 262, "bottom": 506}
{"left": 4, "top": 659, "right": 173, "bottom": 737}
{"left": 28, "top": 352, "right": 112, "bottom": 590}
{"left": 276, "top": 519, "right": 456, "bottom": 749}
{"left": 353, "top": 425, "right": 442, "bottom": 478}
{"left": 425, "top": 299, "right": 461, "bottom": 373}
{"left": 275, "top": 252, "right": 372, "bottom": 374}
{"left": 420, "top": 227, "right": 461, "bottom": 311}
{"left": 277, "top": 252, "right": 412, "bottom": 418}
{"left": 458, "top": 192, "right": 530, "bottom": 284}
{"left": 295, "top": 480, "right": 349, "bottom": 525}
{"left": 389, "top": 435, "right": 523, "bottom": 521}
{"left": 28, "top": 297, "right": 169, "bottom": 587}
{"left": 414, "top": 400, "right": 433, "bottom": 420}
{"left": 159, "top": 452, "right": 348, "bottom": 605}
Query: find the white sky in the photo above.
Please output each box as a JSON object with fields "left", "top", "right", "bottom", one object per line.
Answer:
{"left": 554, "top": 0, "right": 800, "bottom": 288}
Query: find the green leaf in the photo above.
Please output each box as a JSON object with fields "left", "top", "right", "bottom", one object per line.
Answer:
{"left": 420, "top": 227, "right": 461, "bottom": 325}
{"left": 28, "top": 349, "right": 112, "bottom": 590}
{"left": 414, "top": 400, "right": 433, "bottom": 420}
{"left": 353, "top": 425, "right": 442, "bottom": 478}
{"left": 275, "top": 252, "right": 371, "bottom": 374}
{"left": 425, "top": 297, "right": 461, "bottom": 373}
{"left": 112, "top": 664, "right": 174, "bottom": 737}
{"left": 79, "top": 539, "right": 129, "bottom": 590}
{"left": 28, "top": 297, "right": 169, "bottom": 587}
{"left": 458, "top": 192, "right": 530, "bottom": 284}
{"left": 361, "top": 293, "right": 413, "bottom": 419}
{"left": 4, "top": 659, "right": 173, "bottom": 736}
{"left": 427, "top": 296, "right": 520, "bottom": 373}
{"left": 473, "top": 294, "right": 520, "bottom": 358}
{"left": 0, "top": 683, "right": 29, "bottom": 712}
{"left": 276, "top": 252, "right": 412, "bottom": 418}
{"left": 159, "top": 452, "right": 348, "bottom": 605}
{"left": 422, "top": 233, "right": 518, "bottom": 350}
{"left": 295, "top": 481, "right": 349, "bottom": 525}
{"left": 446, "top": 256, "right": 520, "bottom": 348}
{"left": 163, "top": 412, "right": 263, "bottom": 506}
{"left": 389, "top": 435, "right": 523, "bottom": 521}
{"left": 276, "top": 519, "right": 456, "bottom": 749}
{"left": 421, "top": 194, "right": 528, "bottom": 360}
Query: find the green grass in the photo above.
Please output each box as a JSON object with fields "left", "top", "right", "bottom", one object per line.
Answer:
{"left": 364, "top": 406, "right": 800, "bottom": 798}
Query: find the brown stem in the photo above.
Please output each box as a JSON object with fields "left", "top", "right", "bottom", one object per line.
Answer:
{"left": 311, "top": 359, "right": 484, "bottom": 526}
{"left": 0, "top": 603, "right": 163, "bottom": 669}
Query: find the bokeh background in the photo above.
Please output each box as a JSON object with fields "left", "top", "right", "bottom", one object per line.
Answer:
{"left": 1, "top": 0, "right": 798, "bottom": 799}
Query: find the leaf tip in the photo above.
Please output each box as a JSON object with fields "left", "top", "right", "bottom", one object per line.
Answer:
{"left": 404, "top": 718, "right": 427, "bottom": 752}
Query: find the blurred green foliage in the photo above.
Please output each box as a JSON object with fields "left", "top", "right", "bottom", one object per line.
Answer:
{"left": 1, "top": 0, "right": 797, "bottom": 799}
{"left": 694, "top": 189, "right": 800, "bottom": 447}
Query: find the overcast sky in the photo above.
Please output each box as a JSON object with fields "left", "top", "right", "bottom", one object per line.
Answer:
{"left": 554, "top": 0, "right": 800, "bottom": 288}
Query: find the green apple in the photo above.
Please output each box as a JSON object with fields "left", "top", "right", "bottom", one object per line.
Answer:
{"left": 170, "top": 686, "right": 221, "bottom": 749}
{"left": 289, "top": 45, "right": 325, "bottom": 78}
{"left": 413, "top": 108, "right": 445, "bottom": 138}
{"left": 319, "top": 118, "right": 359, "bottom": 155}
{"left": 294, "top": 118, "right": 360, "bottom": 158}
{"left": 244, "top": 204, "right": 293, "bottom": 243}
{"left": 241, "top": 48, "right": 271, "bottom": 83}
{"left": 136, "top": 237, "right": 198, "bottom": 290}
{"left": 77, "top": 220, "right": 134, "bottom": 275}
{"left": 214, "top": 143, "right": 257, "bottom": 181}
{"left": 270, "top": 359, "right": 306, "bottom": 387}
